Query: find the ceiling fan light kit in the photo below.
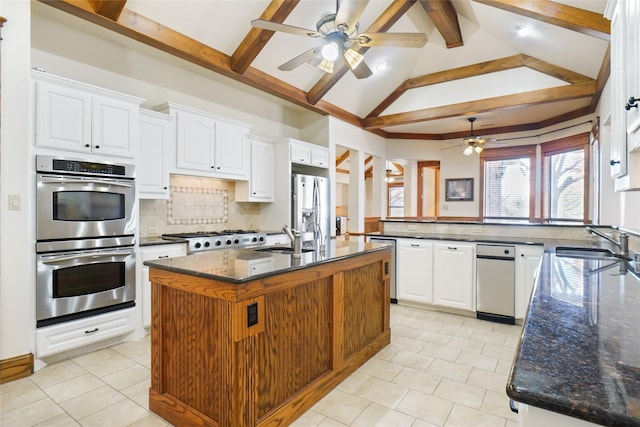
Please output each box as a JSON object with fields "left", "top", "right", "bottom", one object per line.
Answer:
{"left": 251, "top": 0, "right": 426, "bottom": 79}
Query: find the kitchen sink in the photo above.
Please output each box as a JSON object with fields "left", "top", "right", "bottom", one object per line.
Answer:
{"left": 254, "top": 246, "right": 314, "bottom": 255}
{"left": 555, "top": 246, "right": 630, "bottom": 260}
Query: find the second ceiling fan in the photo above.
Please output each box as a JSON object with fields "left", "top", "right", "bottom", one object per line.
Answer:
{"left": 251, "top": 0, "right": 427, "bottom": 79}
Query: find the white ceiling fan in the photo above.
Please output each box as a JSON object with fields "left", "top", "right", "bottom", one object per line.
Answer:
{"left": 251, "top": 0, "right": 427, "bottom": 79}
{"left": 441, "top": 117, "right": 501, "bottom": 155}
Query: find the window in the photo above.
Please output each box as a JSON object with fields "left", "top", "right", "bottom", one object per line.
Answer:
{"left": 480, "top": 146, "right": 536, "bottom": 222}
{"left": 542, "top": 133, "right": 589, "bottom": 223}
{"left": 387, "top": 183, "right": 404, "bottom": 217}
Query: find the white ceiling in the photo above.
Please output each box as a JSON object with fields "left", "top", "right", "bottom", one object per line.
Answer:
{"left": 37, "top": 0, "right": 610, "bottom": 138}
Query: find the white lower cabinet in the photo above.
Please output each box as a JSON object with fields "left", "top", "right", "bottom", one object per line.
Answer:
{"left": 139, "top": 243, "right": 187, "bottom": 328}
{"left": 432, "top": 242, "right": 475, "bottom": 311}
{"left": 36, "top": 308, "right": 136, "bottom": 358}
{"left": 515, "top": 245, "right": 544, "bottom": 319}
{"left": 396, "top": 238, "right": 434, "bottom": 304}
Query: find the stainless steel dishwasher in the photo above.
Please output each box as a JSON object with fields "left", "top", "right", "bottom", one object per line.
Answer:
{"left": 476, "top": 244, "right": 515, "bottom": 324}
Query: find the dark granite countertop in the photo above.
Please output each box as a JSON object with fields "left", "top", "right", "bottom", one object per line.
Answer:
{"left": 144, "top": 240, "right": 391, "bottom": 284}
{"left": 507, "top": 252, "right": 640, "bottom": 426}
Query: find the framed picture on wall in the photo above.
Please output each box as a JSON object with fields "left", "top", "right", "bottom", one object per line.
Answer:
{"left": 445, "top": 178, "right": 473, "bottom": 201}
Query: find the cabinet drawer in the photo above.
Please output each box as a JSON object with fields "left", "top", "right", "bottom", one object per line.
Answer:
{"left": 36, "top": 308, "right": 136, "bottom": 358}
{"left": 140, "top": 243, "right": 186, "bottom": 262}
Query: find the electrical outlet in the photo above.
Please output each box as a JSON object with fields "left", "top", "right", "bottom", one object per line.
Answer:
{"left": 8, "top": 194, "right": 21, "bottom": 211}
{"left": 247, "top": 302, "right": 258, "bottom": 327}
{"left": 148, "top": 226, "right": 158, "bottom": 235}
{"left": 442, "top": 204, "right": 449, "bottom": 211}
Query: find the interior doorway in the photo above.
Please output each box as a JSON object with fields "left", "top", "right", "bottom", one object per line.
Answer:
{"left": 417, "top": 161, "right": 440, "bottom": 218}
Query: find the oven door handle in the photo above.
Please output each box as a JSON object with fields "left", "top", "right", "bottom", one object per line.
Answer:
{"left": 41, "top": 251, "right": 132, "bottom": 264}
{"left": 39, "top": 177, "right": 134, "bottom": 188}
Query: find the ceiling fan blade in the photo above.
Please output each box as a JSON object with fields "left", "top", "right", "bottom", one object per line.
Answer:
{"left": 440, "top": 144, "right": 464, "bottom": 151}
{"left": 355, "top": 32, "right": 427, "bottom": 47}
{"left": 251, "top": 19, "right": 322, "bottom": 38}
{"left": 335, "top": 0, "right": 369, "bottom": 33}
{"left": 278, "top": 48, "right": 321, "bottom": 71}
{"left": 349, "top": 58, "right": 373, "bottom": 79}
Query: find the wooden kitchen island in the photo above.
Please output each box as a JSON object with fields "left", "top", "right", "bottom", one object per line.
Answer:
{"left": 144, "top": 241, "right": 392, "bottom": 427}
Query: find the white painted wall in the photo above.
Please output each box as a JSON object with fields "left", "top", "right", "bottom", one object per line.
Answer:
{"left": 1, "top": 0, "right": 33, "bottom": 360}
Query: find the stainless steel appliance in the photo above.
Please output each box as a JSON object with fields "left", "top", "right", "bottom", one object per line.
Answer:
{"left": 476, "top": 244, "right": 516, "bottom": 324}
{"left": 291, "top": 174, "right": 330, "bottom": 251}
{"left": 367, "top": 236, "right": 397, "bottom": 303}
{"left": 35, "top": 156, "right": 137, "bottom": 328}
{"left": 36, "top": 155, "right": 136, "bottom": 241}
{"left": 162, "top": 230, "right": 267, "bottom": 254}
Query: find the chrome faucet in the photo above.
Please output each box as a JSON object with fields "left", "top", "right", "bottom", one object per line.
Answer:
{"left": 282, "top": 225, "right": 302, "bottom": 258}
{"left": 585, "top": 226, "right": 629, "bottom": 256}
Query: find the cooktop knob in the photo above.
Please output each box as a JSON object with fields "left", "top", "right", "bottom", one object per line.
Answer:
{"left": 251, "top": 237, "right": 257, "bottom": 242}
{"left": 204, "top": 241, "right": 210, "bottom": 248}
{"left": 194, "top": 242, "right": 202, "bottom": 249}
{"left": 226, "top": 239, "right": 232, "bottom": 245}
{"left": 215, "top": 241, "right": 221, "bottom": 246}
{"left": 259, "top": 236, "right": 264, "bottom": 242}
{"left": 234, "top": 238, "right": 239, "bottom": 244}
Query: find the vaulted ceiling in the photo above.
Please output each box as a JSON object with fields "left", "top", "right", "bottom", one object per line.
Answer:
{"left": 38, "top": 0, "right": 610, "bottom": 141}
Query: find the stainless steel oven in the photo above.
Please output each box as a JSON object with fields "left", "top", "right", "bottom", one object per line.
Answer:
{"left": 36, "top": 238, "right": 136, "bottom": 327}
{"left": 35, "top": 155, "right": 137, "bottom": 327}
{"left": 36, "top": 155, "right": 136, "bottom": 241}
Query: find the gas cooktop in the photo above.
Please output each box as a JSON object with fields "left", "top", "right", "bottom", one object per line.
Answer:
{"left": 162, "top": 230, "right": 267, "bottom": 253}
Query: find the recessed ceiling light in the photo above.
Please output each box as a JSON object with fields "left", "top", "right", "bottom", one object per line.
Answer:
{"left": 516, "top": 25, "right": 531, "bottom": 37}
{"left": 376, "top": 60, "right": 389, "bottom": 72}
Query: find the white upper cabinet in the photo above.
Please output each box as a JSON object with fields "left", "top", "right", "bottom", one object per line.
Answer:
{"left": 138, "top": 109, "right": 175, "bottom": 199}
{"left": 289, "top": 138, "right": 329, "bottom": 169}
{"left": 606, "top": 0, "right": 640, "bottom": 190}
{"left": 236, "top": 136, "right": 275, "bottom": 202}
{"left": 34, "top": 71, "right": 143, "bottom": 159}
{"left": 160, "top": 103, "right": 250, "bottom": 180}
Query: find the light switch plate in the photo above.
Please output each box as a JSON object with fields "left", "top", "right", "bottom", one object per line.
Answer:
{"left": 8, "top": 194, "right": 21, "bottom": 210}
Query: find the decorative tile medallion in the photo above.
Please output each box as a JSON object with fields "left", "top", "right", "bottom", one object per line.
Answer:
{"left": 167, "top": 185, "right": 228, "bottom": 225}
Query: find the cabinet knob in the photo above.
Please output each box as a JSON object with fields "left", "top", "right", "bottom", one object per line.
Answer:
{"left": 625, "top": 96, "right": 639, "bottom": 111}
{"left": 94, "top": 145, "right": 100, "bottom": 149}
{"left": 610, "top": 159, "right": 621, "bottom": 166}
{"left": 85, "top": 144, "right": 90, "bottom": 148}
{"left": 163, "top": 187, "right": 167, "bottom": 190}
{"left": 211, "top": 165, "right": 215, "bottom": 169}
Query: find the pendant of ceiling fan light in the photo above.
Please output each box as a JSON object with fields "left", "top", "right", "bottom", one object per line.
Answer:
{"left": 319, "top": 58, "right": 335, "bottom": 73}
{"left": 343, "top": 48, "right": 364, "bottom": 69}
{"left": 463, "top": 145, "right": 474, "bottom": 156}
{"left": 321, "top": 42, "right": 340, "bottom": 61}
{"left": 474, "top": 145, "right": 483, "bottom": 154}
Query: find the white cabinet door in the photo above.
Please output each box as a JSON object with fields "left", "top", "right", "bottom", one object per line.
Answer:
{"left": 433, "top": 242, "right": 475, "bottom": 311}
{"left": 92, "top": 95, "right": 139, "bottom": 158}
{"left": 36, "top": 81, "right": 92, "bottom": 153}
{"left": 138, "top": 110, "right": 174, "bottom": 199}
{"left": 175, "top": 109, "right": 216, "bottom": 172}
{"left": 236, "top": 138, "right": 274, "bottom": 202}
{"left": 396, "top": 238, "right": 433, "bottom": 304}
{"left": 311, "top": 146, "right": 329, "bottom": 168}
{"left": 515, "top": 245, "right": 543, "bottom": 319}
{"left": 290, "top": 141, "right": 311, "bottom": 165}
{"left": 214, "top": 120, "right": 250, "bottom": 179}
{"left": 35, "top": 76, "right": 141, "bottom": 159}
{"left": 139, "top": 243, "right": 186, "bottom": 328}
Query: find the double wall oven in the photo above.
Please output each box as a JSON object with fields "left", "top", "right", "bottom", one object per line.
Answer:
{"left": 35, "top": 155, "right": 136, "bottom": 328}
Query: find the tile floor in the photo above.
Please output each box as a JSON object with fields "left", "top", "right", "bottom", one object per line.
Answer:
{"left": 1, "top": 304, "right": 521, "bottom": 427}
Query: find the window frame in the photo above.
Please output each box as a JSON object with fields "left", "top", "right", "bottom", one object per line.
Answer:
{"left": 387, "top": 182, "right": 404, "bottom": 217}
{"left": 541, "top": 133, "right": 590, "bottom": 224}
{"left": 479, "top": 145, "right": 537, "bottom": 222}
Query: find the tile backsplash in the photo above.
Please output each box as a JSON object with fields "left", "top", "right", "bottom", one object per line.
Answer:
{"left": 139, "top": 175, "right": 260, "bottom": 237}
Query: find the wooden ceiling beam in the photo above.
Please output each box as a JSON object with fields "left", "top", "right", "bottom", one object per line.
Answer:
{"left": 366, "top": 54, "right": 590, "bottom": 119}
{"left": 336, "top": 150, "right": 350, "bottom": 167}
{"left": 474, "top": 0, "right": 610, "bottom": 40}
{"left": 363, "top": 81, "right": 596, "bottom": 129}
{"left": 231, "top": 0, "right": 299, "bottom": 74}
{"left": 418, "top": 0, "right": 462, "bottom": 48}
{"left": 38, "top": 0, "right": 365, "bottom": 128}
{"left": 306, "top": 0, "right": 417, "bottom": 105}
{"left": 89, "top": 0, "right": 127, "bottom": 21}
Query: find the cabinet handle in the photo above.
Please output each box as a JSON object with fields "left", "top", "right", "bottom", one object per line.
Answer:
{"left": 158, "top": 255, "right": 169, "bottom": 258}
{"left": 610, "top": 159, "right": 620, "bottom": 166}
{"left": 410, "top": 244, "right": 420, "bottom": 247}
{"left": 84, "top": 327, "right": 99, "bottom": 334}
{"left": 625, "top": 96, "right": 639, "bottom": 110}
{"left": 448, "top": 247, "right": 457, "bottom": 250}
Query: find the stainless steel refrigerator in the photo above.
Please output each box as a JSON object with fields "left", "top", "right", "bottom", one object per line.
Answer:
{"left": 291, "top": 174, "right": 331, "bottom": 251}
